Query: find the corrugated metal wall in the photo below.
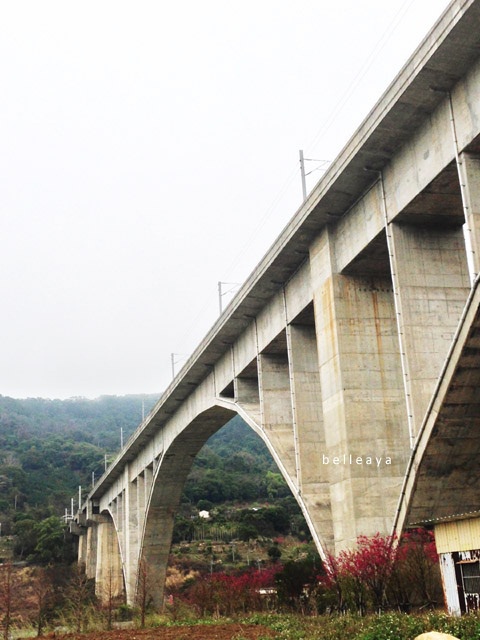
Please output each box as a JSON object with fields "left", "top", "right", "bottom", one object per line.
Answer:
{"left": 435, "top": 518, "right": 480, "bottom": 553}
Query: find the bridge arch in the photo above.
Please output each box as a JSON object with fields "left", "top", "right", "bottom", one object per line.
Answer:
{"left": 136, "top": 399, "right": 331, "bottom": 609}
{"left": 139, "top": 405, "right": 236, "bottom": 608}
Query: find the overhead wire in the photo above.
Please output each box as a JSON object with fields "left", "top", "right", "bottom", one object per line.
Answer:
{"left": 171, "top": 0, "right": 429, "bottom": 364}
{"left": 224, "top": 0, "right": 419, "bottom": 284}
{"left": 305, "top": 0, "right": 417, "bottom": 154}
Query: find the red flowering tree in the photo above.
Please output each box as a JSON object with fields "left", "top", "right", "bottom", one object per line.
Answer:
{"left": 389, "top": 528, "right": 441, "bottom": 609}
{"left": 349, "top": 533, "right": 397, "bottom": 611}
{"left": 184, "top": 567, "right": 278, "bottom": 616}
{"left": 321, "top": 530, "right": 440, "bottom": 614}
{"left": 321, "top": 552, "right": 347, "bottom": 612}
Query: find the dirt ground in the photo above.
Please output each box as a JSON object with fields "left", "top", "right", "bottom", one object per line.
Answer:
{"left": 46, "top": 624, "right": 276, "bottom": 640}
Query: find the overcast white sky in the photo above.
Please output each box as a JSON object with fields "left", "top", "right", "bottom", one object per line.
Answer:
{"left": 0, "top": 0, "right": 452, "bottom": 400}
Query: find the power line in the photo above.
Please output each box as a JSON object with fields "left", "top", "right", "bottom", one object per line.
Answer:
{"left": 169, "top": 0, "right": 431, "bottom": 362}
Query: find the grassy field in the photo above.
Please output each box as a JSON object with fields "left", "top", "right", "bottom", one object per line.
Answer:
{"left": 7, "top": 609, "right": 480, "bottom": 639}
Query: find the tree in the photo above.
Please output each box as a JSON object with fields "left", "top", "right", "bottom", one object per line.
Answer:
{"left": 275, "top": 555, "right": 319, "bottom": 613}
{"left": 64, "top": 564, "right": 96, "bottom": 633}
{"left": 267, "top": 542, "right": 282, "bottom": 563}
{"left": 347, "top": 533, "right": 397, "bottom": 612}
{"left": 13, "top": 517, "right": 37, "bottom": 559}
{"left": 265, "top": 471, "right": 289, "bottom": 500}
{"left": 31, "top": 516, "right": 69, "bottom": 564}
{"left": 29, "top": 567, "right": 55, "bottom": 637}
{"left": 0, "top": 562, "right": 19, "bottom": 640}
{"left": 389, "top": 528, "right": 441, "bottom": 610}
{"left": 320, "top": 531, "right": 440, "bottom": 614}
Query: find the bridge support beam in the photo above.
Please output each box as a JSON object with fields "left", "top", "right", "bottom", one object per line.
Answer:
{"left": 286, "top": 322, "right": 334, "bottom": 552}
{"left": 125, "top": 469, "right": 140, "bottom": 604}
{"left": 258, "top": 350, "right": 296, "bottom": 480}
{"left": 310, "top": 228, "right": 409, "bottom": 552}
{"left": 85, "top": 520, "right": 99, "bottom": 580}
{"left": 389, "top": 222, "right": 470, "bottom": 437}
{"left": 459, "top": 152, "right": 480, "bottom": 277}
{"left": 95, "top": 516, "right": 124, "bottom": 603}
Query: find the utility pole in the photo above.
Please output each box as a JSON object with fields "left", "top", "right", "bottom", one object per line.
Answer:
{"left": 171, "top": 353, "right": 188, "bottom": 379}
{"left": 299, "top": 150, "right": 330, "bottom": 201}
{"left": 299, "top": 149, "right": 307, "bottom": 201}
{"left": 218, "top": 281, "right": 240, "bottom": 314}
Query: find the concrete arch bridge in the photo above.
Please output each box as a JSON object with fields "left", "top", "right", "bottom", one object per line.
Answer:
{"left": 74, "top": 0, "right": 480, "bottom": 610}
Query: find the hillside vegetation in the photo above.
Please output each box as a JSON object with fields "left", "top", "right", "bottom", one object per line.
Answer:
{"left": 0, "top": 394, "right": 158, "bottom": 525}
{"left": 0, "top": 395, "right": 456, "bottom": 637}
{"left": 0, "top": 394, "right": 301, "bottom": 544}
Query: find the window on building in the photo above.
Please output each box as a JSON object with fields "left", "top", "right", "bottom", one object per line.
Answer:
{"left": 460, "top": 560, "right": 480, "bottom": 595}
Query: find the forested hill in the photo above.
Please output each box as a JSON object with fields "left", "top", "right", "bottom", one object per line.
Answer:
{"left": 0, "top": 394, "right": 158, "bottom": 529}
{"left": 0, "top": 394, "right": 291, "bottom": 536}
{"left": 0, "top": 394, "right": 161, "bottom": 449}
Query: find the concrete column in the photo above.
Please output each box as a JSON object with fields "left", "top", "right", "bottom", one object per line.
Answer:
{"left": 95, "top": 517, "right": 124, "bottom": 603}
{"left": 389, "top": 223, "right": 470, "bottom": 437}
{"left": 77, "top": 529, "right": 88, "bottom": 568}
{"left": 459, "top": 152, "right": 480, "bottom": 278}
{"left": 85, "top": 523, "right": 98, "bottom": 579}
{"left": 287, "top": 322, "right": 334, "bottom": 551}
{"left": 140, "top": 505, "right": 177, "bottom": 610}
{"left": 124, "top": 474, "right": 140, "bottom": 605}
{"left": 123, "top": 473, "right": 131, "bottom": 599}
{"left": 235, "top": 374, "right": 261, "bottom": 425}
{"left": 258, "top": 348, "right": 297, "bottom": 484}
{"left": 137, "top": 473, "right": 146, "bottom": 535}
{"left": 235, "top": 376, "right": 260, "bottom": 405}
{"left": 310, "top": 228, "right": 409, "bottom": 552}
{"left": 144, "top": 465, "right": 153, "bottom": 511}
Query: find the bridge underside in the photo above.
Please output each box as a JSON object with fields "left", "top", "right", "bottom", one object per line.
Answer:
{"left": 396, "top": 277, "right": 480, "bottom": 530}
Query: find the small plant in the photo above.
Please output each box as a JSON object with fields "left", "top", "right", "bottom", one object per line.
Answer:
{"left": 116, "top": 603, "right": 134, "bottom": 621}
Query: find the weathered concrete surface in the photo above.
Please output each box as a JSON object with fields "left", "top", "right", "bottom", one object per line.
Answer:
{"left": 394, "top": 275, "right": 480, "bottom": 532}
{"left": 75, "top": 0, "right": 480, "bottom": 609}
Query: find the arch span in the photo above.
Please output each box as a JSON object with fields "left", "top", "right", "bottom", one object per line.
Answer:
{"left": 138, "top": 399, "right": 335, "bottom": 608}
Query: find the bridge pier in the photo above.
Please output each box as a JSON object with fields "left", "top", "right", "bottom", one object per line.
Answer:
{"left": 95, "top": 516, "right": 123, "bottom": 602}
{"left": 311, "top": 227, "right": 410, "bottom": 552}
{"left": 286, "top": 322, "right": 334, "bottom": 552}
{"left": 388, "top": 222, "right": 470, "bottom": 437}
